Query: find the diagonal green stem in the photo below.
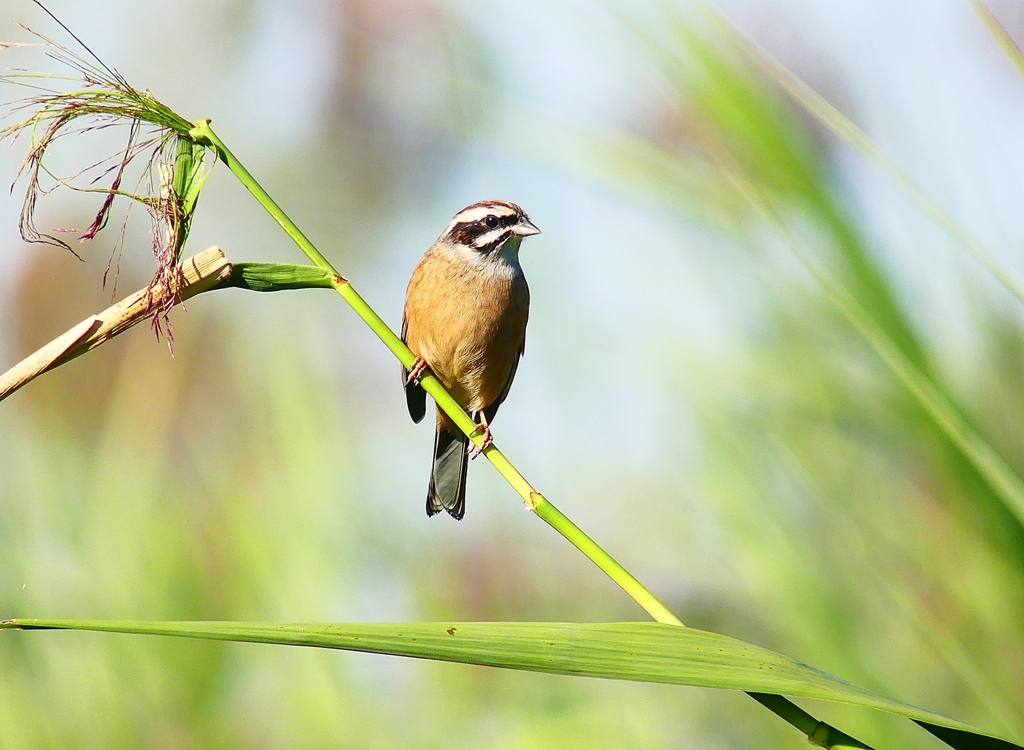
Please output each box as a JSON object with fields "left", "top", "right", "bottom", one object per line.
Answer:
{"left": 533, "top": 496, "right": 682, "bottom": 625}
{"left": 187, "top": 119, "right": 537, "bottom": 498}
{"left": 188, "top": 119, "right": 873, "bottom": 749}
{"left": 749, "top": 694, "right": 871, "bottom": 749}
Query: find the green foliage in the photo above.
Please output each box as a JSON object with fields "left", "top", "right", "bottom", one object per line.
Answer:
{"left": 595, "top": 6, "right": 1024, "bottom": 746}
{"left": 3, "top": 3, "right": 1024, "bottom": 749}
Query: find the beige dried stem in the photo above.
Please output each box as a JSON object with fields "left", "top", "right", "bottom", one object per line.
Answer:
{"left": 0, "top": 246, "right": 231, "bottom": 403}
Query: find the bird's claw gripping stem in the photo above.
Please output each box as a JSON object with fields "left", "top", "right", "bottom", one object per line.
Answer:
{"left": 407, "top": 356, "right": 429, "bottom": 385}
{"left": 469, "top": 422, "right": 493, "bottom": 459}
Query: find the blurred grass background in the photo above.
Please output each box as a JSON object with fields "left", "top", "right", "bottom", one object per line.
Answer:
{"left": 2, "top": 0, "right": 1024, "bottom": 747}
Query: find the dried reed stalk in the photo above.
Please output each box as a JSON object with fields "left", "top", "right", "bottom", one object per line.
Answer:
{"left": 0, "top": 246, "right": 231, "bottom": 402}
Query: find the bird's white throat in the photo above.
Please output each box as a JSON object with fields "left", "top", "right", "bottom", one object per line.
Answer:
{"left": 444, "top": 235, "right": 524, "bottom": 278}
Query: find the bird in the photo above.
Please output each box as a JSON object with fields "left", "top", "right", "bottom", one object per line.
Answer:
{"left": 401, "top": 200, "right": 540, "bottom": 520}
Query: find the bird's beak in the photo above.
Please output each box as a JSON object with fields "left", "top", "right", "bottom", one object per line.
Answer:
{"left": 512, "top": 217, "right": 541, "bottom": 236}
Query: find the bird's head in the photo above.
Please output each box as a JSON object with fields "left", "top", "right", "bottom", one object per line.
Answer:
{"left": 440, "top": 200, "right": 540, "bottom": 260}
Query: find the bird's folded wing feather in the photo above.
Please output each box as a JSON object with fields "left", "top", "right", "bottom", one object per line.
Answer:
{"left": 401, "top": 315, "right": 427, "bottom": 424}
{"left": 483, "top": 341, "right": 524, "bottom": 424}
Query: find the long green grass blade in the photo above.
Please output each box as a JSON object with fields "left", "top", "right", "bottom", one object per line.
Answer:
{"left": 678, "top": 12, "right": 1024, "bottom": 534}
{"left": 806, "top": 261, "right": 1024, "bottom": 529}
{"left": 1, "top": 619, "right": 1015, "bottom": 749}
{"left": 712, "top": 10, "right": 1024, "bottom": 308}
{"left": 972, "top": 1, "right": 1024, "bottom": 79}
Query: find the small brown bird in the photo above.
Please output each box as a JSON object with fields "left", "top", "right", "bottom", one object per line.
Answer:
{"left": 402, "top": 200, "right": 540, "bottom": 519}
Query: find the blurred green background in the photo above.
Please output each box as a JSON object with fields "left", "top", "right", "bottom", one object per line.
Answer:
{"left": 2, "top": 0, "right": 1024, "bottom": 747}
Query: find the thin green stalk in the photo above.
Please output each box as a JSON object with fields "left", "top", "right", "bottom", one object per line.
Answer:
{"left": 708, "top": 8, "right": 1024, "bottom": 308}
{"left": 749, "top": 694, "right": 871, "bottom": 749}
{"left": 188, "top": 120, "right": 335, "bottom": 274}
{"left": 533, "top": 495, "right": 682, "bottom": 625}
{"left": 187, "top": 120, "right": 872, "bottom": 749}
{"left": 972, "top": 0, "right": 1024, "bottom": 80}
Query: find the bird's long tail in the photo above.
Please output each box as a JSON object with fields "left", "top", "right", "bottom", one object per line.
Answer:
{"left": 427, "top": 420, "right": 468, "bottom": 520}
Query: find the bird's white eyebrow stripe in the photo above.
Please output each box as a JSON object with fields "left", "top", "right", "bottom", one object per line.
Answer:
{"left": 452, "top": 204, "right": 517, "bottom": 225}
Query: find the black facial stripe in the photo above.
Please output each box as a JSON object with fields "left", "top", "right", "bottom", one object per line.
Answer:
{"left": 448, "top": 213, "right": 518, "bottom": 247}
{"left": 448, "top": 221, "right": 482, "bottom": 246}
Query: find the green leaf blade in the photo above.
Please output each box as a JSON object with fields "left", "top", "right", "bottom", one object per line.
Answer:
{"left": 2, "top": 619, "right": 1016, "bottom": 748}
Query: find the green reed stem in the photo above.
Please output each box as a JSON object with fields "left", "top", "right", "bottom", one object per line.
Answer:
{"left": 188, "top": 119, "right": 872, "bottom": 749}
{"left": 749, "top": 694, "right": 871, "bottom": 749}
{"left": 532, "top": 496, "right": 683, "bottom": 625}
{"left": 188, "top": 121, "right": 335, "bottom": 273}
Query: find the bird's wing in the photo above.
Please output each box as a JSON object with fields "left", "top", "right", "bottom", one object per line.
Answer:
{"left": 401, "top": 315, "right": 427, "bottom": 424}
{"left": 482, "top": 340, "right": 524, "bottom": 424}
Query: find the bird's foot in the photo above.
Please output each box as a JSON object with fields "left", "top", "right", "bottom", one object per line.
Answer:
{"left": 407, "top": 356, "right": 429, "bottom": 385}
{"left": 469, "top": 424, "right": 493, "bottom": 459}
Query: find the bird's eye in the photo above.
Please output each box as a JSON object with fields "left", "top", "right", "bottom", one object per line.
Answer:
{"left": 485, "top": 216, "right": 499, "bottom": 228}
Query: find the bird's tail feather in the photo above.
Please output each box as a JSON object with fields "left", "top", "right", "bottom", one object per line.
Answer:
{"left": 427, "top": 426, "right": 468, "bottom": 520}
